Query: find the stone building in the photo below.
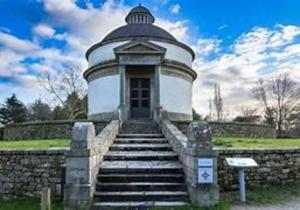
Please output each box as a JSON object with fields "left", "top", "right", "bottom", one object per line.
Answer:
{"left": 84, "top": 5, "right": 197, "bottom": 121}
{"left": 64, "top": 5, "right": 219, "bottom": 209}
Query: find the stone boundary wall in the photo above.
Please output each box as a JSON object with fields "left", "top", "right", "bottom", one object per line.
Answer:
{"left": 0, "top": 149, "right": 67, "bottom": 199}
{"left": 218, "top": 148, "right": 300, "bottom": 191}
{"left": 173, "top": 121, "right": 276, "bottom": 138}
{"left": 0, "top": 147, "right": 299, "bottom": 198}
{"left": 2, "top": 120, "right": 109, "bottom": 140}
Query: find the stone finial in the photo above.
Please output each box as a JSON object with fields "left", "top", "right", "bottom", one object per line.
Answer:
{"left": 71, "top": 122, "right": 95, "bottom": 149}
{"left": 187, "top": 121, "right": 213, "bottom": 149}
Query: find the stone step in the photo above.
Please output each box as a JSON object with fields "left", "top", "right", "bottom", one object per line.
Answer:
{"left": 110, "top": 144, "right": 173, "bottom": 151}
{"left": 97, "top": 173, "right": 184, "bottom": 183}
{"left": 96, "top": 182, "right": 186, "bottom": 191}
{"left": 104, "top": 151, "right": 178, "bottom": 161}
{"left": 99, "top": 161, "right": 183, "bottom": 174}
{"left": 91, "top": 201, "right": 189, "bottom": 210}
{"left": 117, "top": 134, "right": 164, "bottom": 138}
{"left": 94, "top": 191, "right": 189, "bottom": 202}
{"left": 114, "top": 138, "right": 168, "bottom": 144}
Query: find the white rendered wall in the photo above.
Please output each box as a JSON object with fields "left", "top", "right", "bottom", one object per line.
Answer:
{"left": 87, "top": 40, "right": 193, "bottom": 67}
{"left": 88, "top": 75, "right": 119, "bottom": 115}
{"left": 88, "top": 42, "right": 127, "bottom": 67}
{"left": 160, "top": 75, "right": 192, "bottom": 115}
{"left": 151, "top": 41, "right": 193, "bottom": 67}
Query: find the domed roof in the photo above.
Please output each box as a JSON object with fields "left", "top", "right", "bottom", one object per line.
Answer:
{"left": 86, "top": 5, "right": 195, "bottom": 60}
{"left": 101, "top": 24, "right": 177, "bottom": 43}
{"left": 128, "top": 5, "right": 151, "bottom": 14}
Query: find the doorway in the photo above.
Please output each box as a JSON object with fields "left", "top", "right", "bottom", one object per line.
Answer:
{"left": 130, "top": 78, "right": 150, "bottom": 119}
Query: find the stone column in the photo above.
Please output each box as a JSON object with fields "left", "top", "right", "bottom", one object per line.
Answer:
{"left": 154, "top": 65, "right": 162, "bottom": 121}
{"left": 185, "top": 122, "right": 219, "bottom": 206}
{"left": 118, "top": 65, "right": 126, "bottom": 121}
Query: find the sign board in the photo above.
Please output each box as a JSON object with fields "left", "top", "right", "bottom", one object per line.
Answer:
{"left": 198, "top": 158, "right": 213, "bottom": 184}
{"left": 225, "top": 157, "right": 258, "bottom": 168}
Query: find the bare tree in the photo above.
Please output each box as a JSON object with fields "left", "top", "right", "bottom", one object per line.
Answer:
{"left": 233, "top": 105, "right": 260, "bottom": 123}
{"left": 38, "top": 64, "right": 87, "bottom": 120}
{"left": 237, "top": 106, "right": 257, "bottom": 117}
{"left": 252, "top": 73, "right": 300, "bottom": 137}
{"left": 213, "top": 83, "right": 223, "bottom": 121}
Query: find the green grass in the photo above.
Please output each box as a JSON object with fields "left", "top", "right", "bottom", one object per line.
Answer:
{"left": 223, "top": 182, "right": 300, "bottom": 205}
{"left": 1, "top": 183, "right": 300, "bottom": 210}
{"left": 213, "top": 137, "right": 300, "bottom": 148}
{"left": 0, "top": 198, "right": 63, "bottom": 210}
{"left": 150, "top": 200, "right": 230, "bottom": 210}
{"left": 0, "top": 139, "right": 70, "bottom": 149}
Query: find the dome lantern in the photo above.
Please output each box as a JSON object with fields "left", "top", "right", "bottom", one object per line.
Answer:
{"left": 125, "top": 4, "right": 155, "bottom": 24}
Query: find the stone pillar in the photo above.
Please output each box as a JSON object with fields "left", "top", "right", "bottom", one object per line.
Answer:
{"left": 64, "top": 122, "right": 96, "bottom": 210}
{"left": 154, "top": 65, "right": 162, "bottom": 121}
{"left": 118, "top": 65, "right": 127, "bottom": 121}
{"left": 185, "top": 122, "right": 219, "bottom": 206}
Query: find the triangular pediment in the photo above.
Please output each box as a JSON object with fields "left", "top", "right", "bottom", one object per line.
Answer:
{"left": 114, "top": 41, "right": 166, "bottom": 55}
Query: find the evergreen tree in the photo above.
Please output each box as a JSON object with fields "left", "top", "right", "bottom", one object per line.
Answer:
{"left": 52, "top": 105, "right": 68, "bottom": 120}
{"left": 192, "top": 109, "right": 202, "bottom": 121}
{"left": 0, "top": 94, "right": 27, "bottom": 125}
{"left": 28, "top": 99, "right": 52, "bottom": 121}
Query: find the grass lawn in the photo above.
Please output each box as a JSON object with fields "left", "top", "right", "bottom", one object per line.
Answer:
{"left": 213, "top": 137, "right": 300, "bottom": 148}
{"left": 0, "top": 198, "right": 63, "bottom": 210}
{"left": 223, "top": 182, "right": 300, "bottom": 205}
{"left": 1, "top": 183, "right": 300, "bottom": 210}
{"left": 0, "top": 139, "right": 70, "bottom": 149}
{"left": 1, "top": 137, "right": 300, "bottom": 149}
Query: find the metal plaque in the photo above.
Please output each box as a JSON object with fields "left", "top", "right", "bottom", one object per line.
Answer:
{"left": 198, "top": 167, "right": 213, "bottom": 183}
{"left": 225, "top": 157, "right": 258, "bottom": 168}
{"left": 198, "top": 158, "right": 214, "bottom": 184}
{"left": 198, "top": 158, "right": 213, "bottom": 167}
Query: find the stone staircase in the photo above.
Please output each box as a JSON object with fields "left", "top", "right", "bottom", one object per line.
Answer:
{"left": 91, "top": 122, "right": 189, "bottom": 209}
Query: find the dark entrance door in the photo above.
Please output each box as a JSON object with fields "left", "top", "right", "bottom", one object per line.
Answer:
{"left": 130, "top": 78, "right": 150, "bottom": 118}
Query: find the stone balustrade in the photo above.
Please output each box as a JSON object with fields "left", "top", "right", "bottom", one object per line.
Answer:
{"left": 162, "top": 120, "right": 219, "bottom": 206}
{"left": 63, "top": 120, "right": 119, "bottom": 210}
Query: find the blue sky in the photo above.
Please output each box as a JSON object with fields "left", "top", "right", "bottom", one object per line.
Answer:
{"left": 0, "top": 0, "right": 300, "bottom": 116}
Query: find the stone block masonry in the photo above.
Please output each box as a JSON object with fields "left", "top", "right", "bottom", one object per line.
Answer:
{"left": 2, "top": 120, "right": 108, "bottom": 140}
{"left": 162, "top": 120, "right": 219, "bottom": 206}
{"left": 173, "top": 121, "right": 276, "bottom": 138}
{"left": 0, "top": 149, "right": 67, "bottom": 199}
{"left": 218, "top": 148, "right": 300, "bottom": 190}
{"left": 64, "top": 120, "right": 119, "bottom": 210}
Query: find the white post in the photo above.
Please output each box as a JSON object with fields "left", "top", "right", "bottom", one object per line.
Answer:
{"left": 41, "top": 187, "right": 51, "bottom": 210}
{"left": 238, "top": 168, "right": 246, "bottom": 202}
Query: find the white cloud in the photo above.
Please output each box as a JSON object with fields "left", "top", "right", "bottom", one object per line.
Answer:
{"left": 170, "top": 4, "right": 180, "bottom": 14}
{"left": 1, "top": 0, "right": 300, "bottom": 118}
{"left": 155, "top": 19, "right": 188, "bottom": 42}
{"left": 33, "top": 24, "right": 55, "bottom": 38}
{"left": 0, "top": 32, "right": 39, "bottom": 53}
{"left": 192, "top": 25, "right": 300, "bottom": 118}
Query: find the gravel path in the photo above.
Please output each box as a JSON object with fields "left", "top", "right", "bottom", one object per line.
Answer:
{"left": 232, "top": 197, "right": 300, "bottom": 210}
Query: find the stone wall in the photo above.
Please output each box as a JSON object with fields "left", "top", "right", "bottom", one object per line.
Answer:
{"left": 0, "top": 147, "right": 299, "bottom": 198}
{"left": 0, "top": 149, "right": 67, "bottom": 199}
{"left": 2, "top": 120, "right": 108, "bottom": 140}
{"left": 173, "top": 121, "right": 276, "bottom": 138}
{"left": 218, "top": 148, "right": 300, "bottom": 191}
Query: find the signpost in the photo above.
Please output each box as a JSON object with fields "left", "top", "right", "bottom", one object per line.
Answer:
{"left": 198, "top": 158, "right": 214, "bottom": 184}
{"left": 225, "top": 157, "right": 258, "bottom": 202}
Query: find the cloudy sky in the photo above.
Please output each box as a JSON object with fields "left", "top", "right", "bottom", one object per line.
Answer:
{"left": 0, "top": 0, "right": 300, "bottom": 117}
